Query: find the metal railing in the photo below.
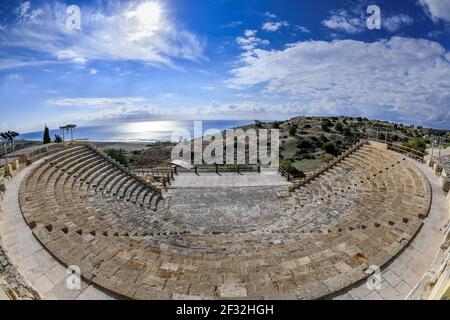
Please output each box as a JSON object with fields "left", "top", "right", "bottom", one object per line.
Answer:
{"left": 278, "top": 167, "right": 305, "bottom": 182}
{"left": 367, "top": 138, "right": 425, "bottom": 162}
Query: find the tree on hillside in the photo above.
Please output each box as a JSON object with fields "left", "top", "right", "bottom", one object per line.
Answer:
{"left": 342, "top": 126, "right": 351, "bottom": 136}
{"left": 280, "top": 159, "right": 305, "bottom": 177}
{"left": 43, "top": 125, "right": 51, "bottom": 144}
{"left": 288, "top": 126, "right": 297, "bottom": 136}
{"left": 272, "top": 121, "right": 282, "bottom": 129}
{"left": 105, "top": 148, "right": 128, "bottom": 166}
{"left": 322, "top": 141, "right": 338, "bottom": 156}
{"left": 402, "top": 138, "right": 426, "bottom": 153}
{"left": 335, "top": 122, "right": 344, "bottom": 133}
{"left": 321, "top": 119, "right": 332, "bottom": 132}
{"left": 297, "top": 140, "right": 313, "bottom": 150}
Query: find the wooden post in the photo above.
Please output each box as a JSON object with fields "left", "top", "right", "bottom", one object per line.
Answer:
{"left": 237, "top": 166, "right": 240, "bottom": 174}
{"left": 215, "top": 164, "right": 218, "bottom": 174}
{"left": 195, "top": 166, "right": 198, "bottom": 175}
{"left": 258, "top": 165, "right": 260, "bottom": 173}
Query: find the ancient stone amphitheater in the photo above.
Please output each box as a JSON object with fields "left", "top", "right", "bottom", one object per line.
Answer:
{"left": 1, "top": 140, "right": 449, "bottom": 300}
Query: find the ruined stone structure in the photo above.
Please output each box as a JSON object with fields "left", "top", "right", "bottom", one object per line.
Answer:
{"left": 3, "top": 141, "right": 431, "bottom": 299}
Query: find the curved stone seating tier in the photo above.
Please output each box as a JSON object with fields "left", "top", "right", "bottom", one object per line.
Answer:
{"left": 18, "top": 142, "right": 431, "bottom": 299}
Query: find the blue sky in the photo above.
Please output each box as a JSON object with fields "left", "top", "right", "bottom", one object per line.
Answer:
{"left": 1, "top": 0, "right": 450, "bottom": 132}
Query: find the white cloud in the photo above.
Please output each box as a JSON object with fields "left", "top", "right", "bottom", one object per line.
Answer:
{"left": 244, "top": 30, "right": 257, "bottom": 37}
{"left": 227, "top": 37, "right": 450, "bottom": 127}
{"left": 0, "top": 58, "right": 60, "bottom": 70}
{"left": 295, "top": 25, "right": 311, "bottom": 33}
{"left": 262, "top": 21, "right": 289, "bottom": 32}
{"left": 323, "top": 9, "right": 414, "bottom": 34}
{"left": 89, "top": 68, "right": 97, "bottom": 75}
{"left": 236, "top": 30, "right": 269, "bottom": 52}
{"left": 223, "top": 21, "right": 243, "bottom": 28}
{"left": 264, "top": 12, "right": 278, "bottom": 19}
{"left": 47, "top": 97, "right": 146, "bottom": 107}
{"left": 3, "top": 73, "right": 23, "bottom": 82}
{"left": 322, "top": 10, "right": 364, "bottom": 34}
{"left": 0, "top": 1, "right": 205, "bottom": 70}
{"left": 419, "top": 0, "right": 450, "bottom": 23}
{"left": 49, "top": 100, "right": 303, "bottom": 125}
{"left": 383, "top": 14, "right": 414, "bottom": 32}
{"left": 17, "top": 1, "right": 44, "bottom": 25}
{"left": 428, "top": 30, "right": 444, "bottom": 39}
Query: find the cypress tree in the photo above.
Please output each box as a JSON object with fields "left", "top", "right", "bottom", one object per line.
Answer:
{"left": 43, "top": 125, "right": 51, "bottom": 144}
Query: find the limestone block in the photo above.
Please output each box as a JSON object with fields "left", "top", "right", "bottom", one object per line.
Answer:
{"left": 218, "top": 283, "right": 248, "bottom": 298}
{"left": 447, "top": 192, "right": 450, "bottom": 213}
{"left": 3, "top": 164, "right": 15, "bottom": 178}
{"left": 19, "top": 154, "right": 30, "bottom": 165}
{"left": 434, "top": 163, "right": 443, "bottom": 175}
{"left": 440, "top": 176, "right": 450, "bottom": 193}
{"left": 11, "top": 160, "right": 20, "bottom": 171}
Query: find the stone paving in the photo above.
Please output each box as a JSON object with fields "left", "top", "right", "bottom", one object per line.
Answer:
{"left": 170, "top": 171, "right": 290, "bottom": 188}
{"left": 333, "top": 154, "right": 450, "bottom": 300}
{"left": 440, "top": 155, "right": 450, "bottom": 174}
{"left": 10, "top": 142, "right": 431, "bottom": 299}
{"left": 0, "top": 287, "right": 8, "bottom": 300}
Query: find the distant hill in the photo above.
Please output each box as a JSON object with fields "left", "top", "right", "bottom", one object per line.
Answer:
{"left": 240, "top": 116, "right": 449, "bottom": 174}
{"left": 126, "top": 116, "right": 449, "bottom": 173}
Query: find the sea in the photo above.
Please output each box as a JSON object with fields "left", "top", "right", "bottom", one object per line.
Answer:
{"left": 17, "top": 120, "right": 256, "bottom": 143}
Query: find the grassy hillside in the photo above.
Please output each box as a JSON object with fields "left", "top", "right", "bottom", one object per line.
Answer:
{"left": 124, "top": 116, "right": 449, "bottom": 172}
{"left": 243, "top": 116, "right": 449, "bottom": 173}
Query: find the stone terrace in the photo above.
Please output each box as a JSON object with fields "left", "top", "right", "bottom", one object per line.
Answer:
{"left": 11, "top": 141, "right": 431, "bottom": 299}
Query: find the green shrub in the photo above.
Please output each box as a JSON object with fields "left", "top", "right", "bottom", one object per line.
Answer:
{"left": 272, "top": 121, "right": 282, "bottom": 129}
{"left": 297, "top": 140, "right": 313, "bottom": 149}
{"left": 322, "top": 142, "right": 338, "bottom": 156}
{"left": 402, "top": 138, "right": 427, "bottom": 153}
{"left": 54, "top": 134, "right": 63, "bottom": 143}
{"left": 280, "top": 159, "right": 304, "bottom": 177}
{"left": 288, "top": 126, "right": 297, "bottom": 136}
{"left": 321, "top": 120, "right": 332, "bottom": 132}
{"left": 105, "top": 148, "right": 128, "bottom": 166}
{"left": 322, "top": 154, "right": 334, "bottom": 163}
{"left": 342, "top": 127, "right": 351, "bottom": 136}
